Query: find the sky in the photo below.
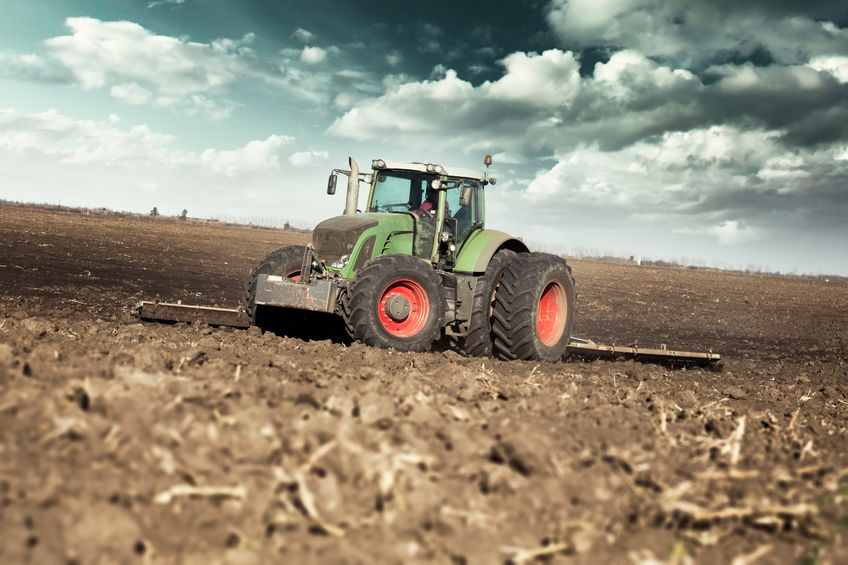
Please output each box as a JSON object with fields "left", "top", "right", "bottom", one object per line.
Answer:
{"left": 1, "top": 0, "right": 847, "bottom": 275}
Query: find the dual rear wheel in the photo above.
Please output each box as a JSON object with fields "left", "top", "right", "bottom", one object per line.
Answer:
{"left": 491, "top": 253, "right": 576, "bottom": 362}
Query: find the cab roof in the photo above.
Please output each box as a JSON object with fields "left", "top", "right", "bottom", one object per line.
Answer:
{"left": 373, "top": 158, "right": 485, "bottom": 182}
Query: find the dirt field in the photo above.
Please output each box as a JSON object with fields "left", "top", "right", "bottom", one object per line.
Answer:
{"left": 1, "top": 204, "right": 847, "bottom": 564}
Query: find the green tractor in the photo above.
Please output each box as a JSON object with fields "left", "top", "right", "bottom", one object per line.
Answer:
{"left": 243, "top": 156, "right": 576, "bottom": 362}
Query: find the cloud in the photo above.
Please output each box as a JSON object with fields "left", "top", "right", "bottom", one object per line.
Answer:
{"left": 289, "top": 150, "right": 329, "bottom": 167}
{"left": 199, "top": 135, "right": 296, "bottom": 177}
{"left": 292, "top": 28, "right": 315, "bottom": 43}
{"left": 110, "top": 82, "right": 153, "bottom": 105}
{"left": 329, "top": 44, "right": 848, "bottom": 154}
{"left": 0, "top": 18, "right": 343, "bottom": 117}
{"left": 327, "top": 49, "right": 701, "bottom": 152}
{"left": 385, "top": 51, "right": 402, "bottom": 67}
{"left": 0, "top": 107, "right": 324, "bottom": 177}
{"left": 300, "top": 46, "right": 327, "bottom": 64}
{"left": 148, "top": 0, "right": 186, "bottom": 8}
{"left": 0, "top": 107, "right": 336, "bottom": 221}
{"left": 677, "top": 220, "right": 764, "bottom": 245}
{"left": 809, "top": 55, "right": 848, "bottom": 83}
{"left": 545, "top": 0, "right": 848, "bottom": 66}
{"left": 43, "top": 18, "right": 268, "bottom": 93}
{"left": 0, "top": 52, "right": 75, "bottom": 84}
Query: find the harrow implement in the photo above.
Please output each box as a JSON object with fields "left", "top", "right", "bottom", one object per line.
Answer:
{"left": 136, "top": 301, "right": 720, "bottom": 366}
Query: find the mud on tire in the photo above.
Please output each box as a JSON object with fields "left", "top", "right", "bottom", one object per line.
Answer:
{"left": 492, "top": 252, "right": 576, "bottom": 362}
{"left": 461, "top": 249, "right": 519, "bottom": 358}
{"left": 347, "top": 254, "right": 445, "bottom": 352}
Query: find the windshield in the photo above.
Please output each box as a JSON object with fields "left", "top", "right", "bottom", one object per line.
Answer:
{"left": 369, "top": 170, "right": 435, "bottom": 213}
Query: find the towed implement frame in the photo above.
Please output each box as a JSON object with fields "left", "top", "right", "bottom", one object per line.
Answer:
{"left": 135, "top": 300, "right": 720, "bottom": 366}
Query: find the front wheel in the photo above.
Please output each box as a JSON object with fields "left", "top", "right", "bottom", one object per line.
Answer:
{"left": 491, "top": 253, "right": 576, "bottom": 362}
{"left": 243, "top": 245, "right": 308, "bottom": 331}
{"left": 347, "top": 254, "right": 445, "bottom": 352}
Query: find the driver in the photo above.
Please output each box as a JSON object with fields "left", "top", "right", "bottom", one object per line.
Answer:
{"left": 414, "top": 187, "right": 448, "bottom": 219}
{"left": 416, "top": 187, "right": 438, "bottom": 216}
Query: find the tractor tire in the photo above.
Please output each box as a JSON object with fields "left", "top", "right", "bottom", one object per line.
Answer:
{"left": 491, "top": 252, "right": 576, "bottom": 362}
{"left": 243, "top": 245, "right": 309, "bottom": 330}
{"left": 338, "top": 287, "right": 355, "bottom": 339}
{"left": 461, "top": 249, "right": 519, "bottom": 357}
{"left": 347, "top": 254, "right": 445, "bottom": 352}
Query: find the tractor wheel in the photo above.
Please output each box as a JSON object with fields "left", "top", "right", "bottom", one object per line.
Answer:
{"left": 243, "top": 245, "right": 308, "bottom": 329}
{"left": 347, "top": 254, "right": 445, "bottom": 352}
{"left": 492, "top": 252, "right": 576, "bottom": 362}
{"left": 461, "top": 249, "right": 519, "bottom": 357}
{"left": 338, "top": 287, "right": 355, "bottom": 339}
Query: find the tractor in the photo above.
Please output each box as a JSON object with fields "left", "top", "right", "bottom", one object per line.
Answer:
{"left": 243, "top": 156, "right": 576, "bottom": 362}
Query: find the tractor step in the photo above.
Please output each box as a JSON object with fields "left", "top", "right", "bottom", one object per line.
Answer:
{"left": 136, "top": 301, "right": 250, "bottom": 328}
{"left": 567, "top": 337, "right": 720, "bottom": 365}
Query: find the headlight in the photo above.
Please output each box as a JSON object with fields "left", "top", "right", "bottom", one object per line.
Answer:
{"left": 331, "top": 254, "right": 350, "bottom": 269}
{"left": 372, "top": 159, "right": 386, "bottom": 169}
{"left": 426, "top": 163, "right": 444, "bottom": 174}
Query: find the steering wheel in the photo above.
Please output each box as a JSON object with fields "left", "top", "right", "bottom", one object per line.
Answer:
{"left": 385, "top": 203, "right": 410, "bottom": 212}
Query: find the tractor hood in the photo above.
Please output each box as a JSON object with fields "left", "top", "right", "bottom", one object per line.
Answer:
{"left": 313, "top": 215, "right": 378, "bottom": 264}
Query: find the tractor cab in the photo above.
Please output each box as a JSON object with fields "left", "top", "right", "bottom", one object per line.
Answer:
{"left": 365, "top": 160, "right": 489, "bottom": 265}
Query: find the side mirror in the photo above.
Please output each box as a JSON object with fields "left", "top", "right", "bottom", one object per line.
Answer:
{"left": 327, "top": 173, "right": 337, "bottom": 195}
{"left": 459, "top": 185, "right": 473, "bottom": 207}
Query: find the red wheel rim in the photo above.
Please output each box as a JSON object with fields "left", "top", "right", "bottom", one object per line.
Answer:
{"left": 286, "top": 270, "right": 301, "bottom": 282}
{"left": 378, "top": 279, "right": 430, "bottom": 337}
{"left": 537, "top": 281, "right": 567, "bottom": 347}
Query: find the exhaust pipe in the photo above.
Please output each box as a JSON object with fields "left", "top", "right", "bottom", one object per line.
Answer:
{"left": 345, "top": 157, "right": 359, "bottom": 215}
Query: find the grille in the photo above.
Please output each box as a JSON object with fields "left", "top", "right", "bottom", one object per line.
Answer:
{"left": 312, "top": 216, "right": 378, "bottom": 263}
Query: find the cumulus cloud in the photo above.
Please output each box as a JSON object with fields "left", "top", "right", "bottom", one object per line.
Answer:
{"left": 330, "top": 49, "right": 690, "bottom": 151}
{"left": 809, "top": 55, "right": 848, "bottom": 83}
{"left": 41, "top": 18, "right": 274, "bottom": 95}
{"left": 300, "top": 46, "right": 327, "bottom": 64}
{"left": 1, "top": 18, "right": 350, "bottom": 117}
{"left": 292, "top": 28, "right": 315, "bottom": 43}
{"left": 0, "top": 52, "right": 74, "bottom": 84}
{"left": 199, "top": 135, "right": 295, "bottom": 176}
{"left": 0, "top": 107, "right": 327, "bottom": 177}
{"left": 329, "top": 44, "right": 848, "bottom": 154}
{"left": 110, "top": 82, "right": 153, "bottom": 105}
{"left": 289, "top": 150, "right": 329, "bottom": 166}
{"left": 546, "top": 0, "right": 848, "bottom": 66}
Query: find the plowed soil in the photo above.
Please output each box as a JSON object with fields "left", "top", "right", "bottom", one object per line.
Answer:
{"left": 1, "top": 204, "right": 847, "bottom": 564}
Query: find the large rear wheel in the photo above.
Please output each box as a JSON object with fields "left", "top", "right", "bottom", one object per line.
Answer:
{"left": 461, "top": 249, "right": 518, "bottom": 357}
{"left": 347, "top": 254, "right": 445, "bottom": 352}
{"left": 491, "top": 253, "right": 576, "bottom": 362}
